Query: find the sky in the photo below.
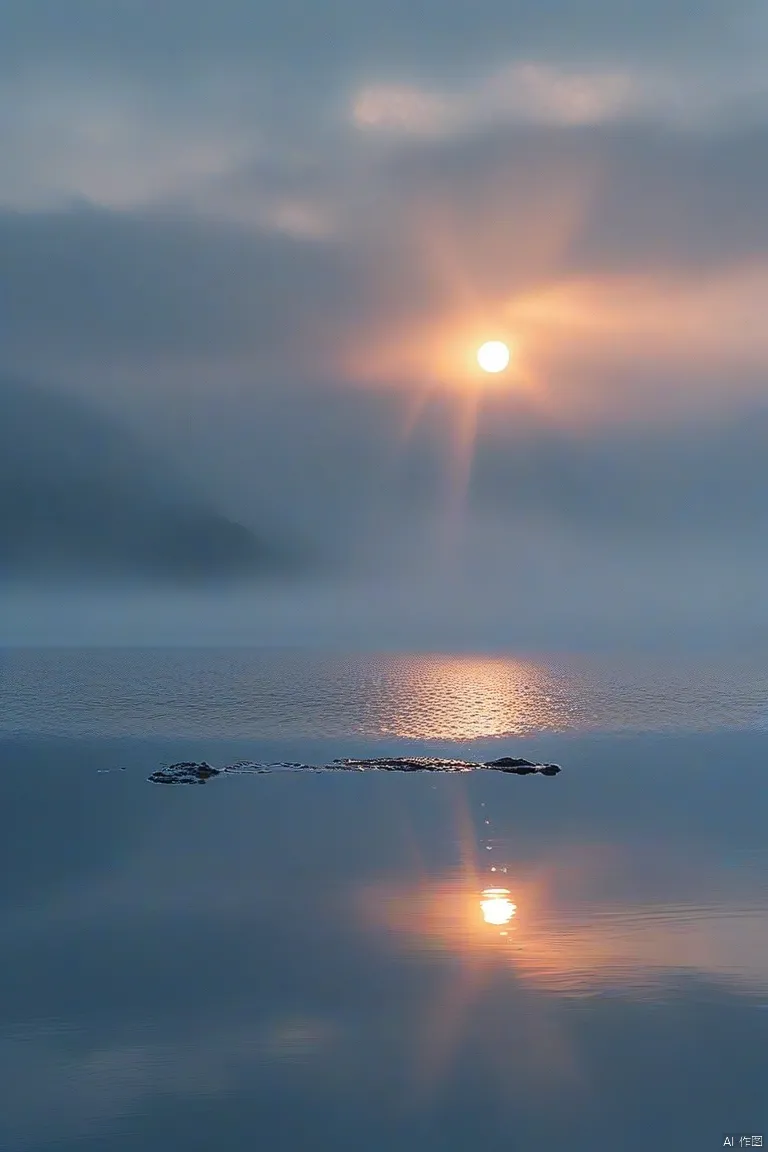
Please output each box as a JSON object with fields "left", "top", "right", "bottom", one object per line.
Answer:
{"left": 2, "top": 0, "right": 767, "bottom": 646}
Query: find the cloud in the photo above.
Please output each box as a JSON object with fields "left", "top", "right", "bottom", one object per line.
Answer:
{"left": 468, "top": 408, "right": 768, "bottom": 539}
{"left": 0, "top": 71, "right": 254, "bottom": 213}
{"left": 5, "top": 114, "right": 768, "bottom": 366}
{"left": 0, "top": 0, "right": 753, "bottom": 85}
{"left": 4, "top": 116, "right": 768, "bottom": 443}
{"left": 2, "top": 0, "right": 768, "bottom": 645}
{"left": 2, "top": 0, "right": 767, "bottom": 221}
{"left": 352, "top": 65, "right": 653, "bottom": 136}
{"left": 351, "top": 51, "right": 768, "bottom": 140}
{"left": 0, "top": 207, "right": 365, "bottom": 365}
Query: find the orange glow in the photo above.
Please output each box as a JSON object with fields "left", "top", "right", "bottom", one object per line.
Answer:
{"left": 331, "top": 176, "right": 595, "bottom": 524}
{"left": 360, "top": 873, "right": 537, "bottom": 946}
{"left": 340, "top": 260, "right": 768, "bottom": 427}
{"left": 340, "top": 314, "right": 537, "bottom": 546}
{"left": 344, "top": 312, "right": 531, "bottom": 396}
{"left": 500, "top": 264, "right": 768, "bottom": 424}
{"left": 356, "top": 863, "right": 768, "bottom": 996}
{"left": 338, "top": 159, "right": 594, "bottom": 406}
{"left": 350, "top": 817, "right": 768, "bottom": 1101}
{"left": 507, "top": 268, "right": 768, "bottom": 354}
{"left": 373, "top": 655, "right": 570, "bottom": 740}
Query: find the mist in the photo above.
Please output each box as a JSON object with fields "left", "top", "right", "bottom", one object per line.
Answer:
{"left": 2, "top": 0, "right": 768, "bottom": 649}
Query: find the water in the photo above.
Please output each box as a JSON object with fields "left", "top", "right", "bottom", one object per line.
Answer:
{"left": 1, "top": 649, "right": 767, "bottom": 1150}
{"left": 3, "top": 647, "right": 768, "bottom": 739}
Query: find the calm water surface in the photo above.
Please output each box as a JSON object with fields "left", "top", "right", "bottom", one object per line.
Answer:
{"left": 3, "top": 647, "right": 768, "bottom": 738}
{"left": 1, "top": 649, "right": 766, "bottom": 1150}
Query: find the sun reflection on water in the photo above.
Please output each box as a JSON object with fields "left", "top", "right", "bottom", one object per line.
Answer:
{"left": 350, "top": 804, "right": 768, "bottom": 1104}
{"left": 357, "top": 863, "right": 768, "bottom": 997}
{"left": 376, "top": 655, "right": 573, "bottom": 740}
{"left": 480, "top": 888, "right": 517, "bottom": 926}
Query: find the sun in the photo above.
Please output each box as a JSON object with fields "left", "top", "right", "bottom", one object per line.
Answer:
{"left": 476, "top": 340, "right": 510, "bottom": 374}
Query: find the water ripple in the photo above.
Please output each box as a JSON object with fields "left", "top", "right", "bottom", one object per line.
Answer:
{"left": 3, "top": 648, "right": 768, "bottom": 739}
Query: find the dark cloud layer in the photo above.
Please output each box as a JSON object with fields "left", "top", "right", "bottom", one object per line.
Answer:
{"left": 0, "top": 209, "right": 364, "bottom": 362}
{"left": 469, "top": 408, "right": 768, "bottom": 540}
{"left": 0, "top": 0, "right": 738, "bottom": 80}
{"left": 0, "top": 377, "right": 301, "bottom": 583}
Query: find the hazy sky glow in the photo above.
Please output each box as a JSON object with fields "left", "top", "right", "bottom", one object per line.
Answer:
{"left": 2, "top": 0, "right": 767, "bottom": 645}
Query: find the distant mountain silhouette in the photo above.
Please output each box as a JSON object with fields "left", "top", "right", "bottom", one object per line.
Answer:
{"left": 0, "top": 377, "right": 299, "bottom": 583}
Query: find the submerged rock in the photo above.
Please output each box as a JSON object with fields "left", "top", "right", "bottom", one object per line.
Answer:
{"left": 148, "top": 761, "right": 221, "bottom": 785}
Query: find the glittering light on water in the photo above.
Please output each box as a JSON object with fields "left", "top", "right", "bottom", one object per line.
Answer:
{"left": 480, "top": 888, "right": 517, "bottom": 926}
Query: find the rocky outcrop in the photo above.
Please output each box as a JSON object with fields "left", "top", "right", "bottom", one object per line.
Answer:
{"left": 334, "top": 756, "right": 560, "bottom": 774}
{"left": 148, "top": 761, "right": 221, "bottom": 784}
{"left": 148, "top": 756, "right": 561, "bottom": 783}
